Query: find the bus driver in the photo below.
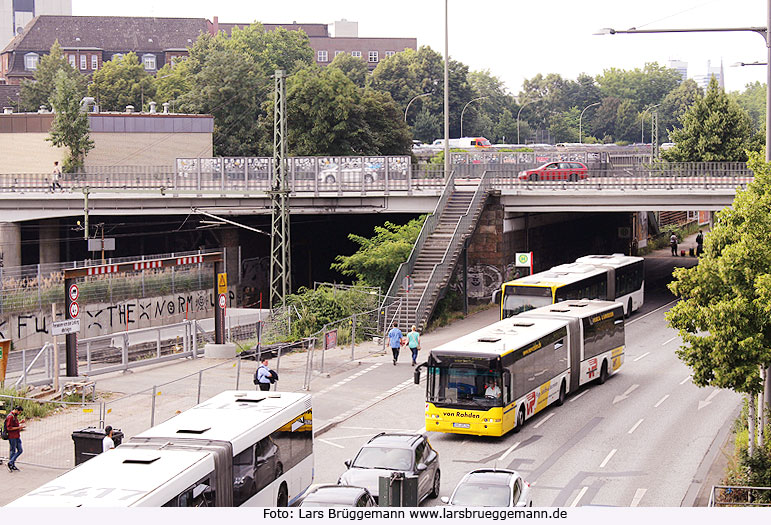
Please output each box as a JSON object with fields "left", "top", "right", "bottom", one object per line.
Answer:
{"left": 484, "top": 380, "right": 502, "bottom": 399}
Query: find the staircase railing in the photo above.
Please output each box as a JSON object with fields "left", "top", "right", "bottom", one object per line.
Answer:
{"left": 381, "top": 172, "right": 456, "bottom": 308}
{"left": 413, "top": 170, "right": 491, "bottom": 330}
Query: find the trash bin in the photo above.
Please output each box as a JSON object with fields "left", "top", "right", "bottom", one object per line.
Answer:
{"left": 71, "top": 427, "right": 124, "bottom": 465}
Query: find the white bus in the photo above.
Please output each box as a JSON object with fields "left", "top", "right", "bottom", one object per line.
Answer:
{"left": 420, "top": 300, "right": 624, "bottom": 436}
{"left": 9, "top": 391, "right": 313, "bottom": 507}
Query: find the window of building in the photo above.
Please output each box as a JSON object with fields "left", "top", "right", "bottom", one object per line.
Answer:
{"left": 335, "top": 50, "right": 343, "bottom": 57}
{"left": 68, "top": 54, "right": 76, "bottom": 67}
{"left": 112, "top": 53, "right": 123, "bottom": 62}
{"left": 91, "top": 55, "right": 98, "bottom": 70}
{"left": 385, "top": 51, "right": 395, "bottom": 58}
{"left": 24, "top": 52, "right": 39, "bottom": 70}
{"left": 351, "top": 51, "right": 361, "bottom": 58}
{"left": 317, "top": 50, "right": 328, "bottom": 62}
{"left": 80, "top": 55, "right": 87, "bottom": 70}
{"left": 142, "top": 54, "right": 157, "bottom": 70}
{"left": 368, "top": 51, "right": 378, "bottom": 63}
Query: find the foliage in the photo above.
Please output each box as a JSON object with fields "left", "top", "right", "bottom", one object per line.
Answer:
{"left": 331, "top": 216, "right": 427, "bottom": 291}
{"left": 328, "top": 52, "right": 369, "bottom": 88}
{"left": 659, "top": 79, "right": 702, "bottom": 134}
{"left": 413, "top": 107, "right": 440, "bottom": 144}
{"left": 721, "top": 406, "right": 771, "bottom": 504}
{"left": 19, "top": 41, "right": 87, "bottom": 112}
{"left": 284, "top": 285, "right": 380, "bottom": 340}
{"left": 596, "top": 63, "right": 682, "bottom": 111}
{"left": 664, "top": 77, "right": 761, "bottom": 162}
{"left": 47, "top": 70, "right": 94, "bottom": 172}
{"left": 88, "top": 52, "right": 156, "bottom": 112}
{"left": 732, "top": 81, "right": 767, "bottom": 133}
{"left": 549, "top": 107, "right": 581, "bottom": 143}
{"left": 666, "top": 150, "right": 771, "bottom": 395}
{"left": 154, "top": 62, "right": 192, "bottom": 105}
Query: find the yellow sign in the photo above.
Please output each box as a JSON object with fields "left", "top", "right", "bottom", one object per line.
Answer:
{"left": 218, "top": 273, "right": 228, "bottom": 295}
{"left": 0, "top": 339, "right": 9, "bottom": 383}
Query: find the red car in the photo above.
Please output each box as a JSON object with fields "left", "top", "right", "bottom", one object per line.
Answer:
{"left": 518, "top": 162, "right": 588, "bottom": 181}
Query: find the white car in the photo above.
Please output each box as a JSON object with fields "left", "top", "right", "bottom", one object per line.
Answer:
{"left": 441, "top": 469, "right": 532, "bottom": 507}
{"left": 319, "top": 165, "right": 379, "bottom": 184}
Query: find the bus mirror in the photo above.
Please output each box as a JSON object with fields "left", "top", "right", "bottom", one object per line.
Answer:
{"left": 503, "top": 371, "right": 511, "bottom": 388}
{"left": 492, "top": 290, "right": 501, "bottom": 305}
{"left": 414, "top": 368, "right": 421, "bottom": 384}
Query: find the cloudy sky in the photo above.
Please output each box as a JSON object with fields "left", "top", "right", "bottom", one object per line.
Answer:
{"left": 74, "top": 0, "right": 767, "bottom": 93}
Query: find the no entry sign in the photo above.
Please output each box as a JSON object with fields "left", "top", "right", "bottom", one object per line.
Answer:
{"left": 69, "top": 284, "right": 79, "bottom": 302}
{"left": 69, "top": 301, "right": 80, "bottom": 318}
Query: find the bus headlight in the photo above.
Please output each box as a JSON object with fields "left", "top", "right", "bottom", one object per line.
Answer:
{"left": 484, "top": 418, "right": 501, "bottom": 423}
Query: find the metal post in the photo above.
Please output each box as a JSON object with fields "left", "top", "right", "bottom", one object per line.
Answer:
{"left": 351, "top": 314, "right": 356, "bottom": 360}
{"left": 156, "top": 329, "right": 161, "bottom": 358}
{"left": 64, "top": 276, "right": 78, "bottom": 377}
{"left": 213, "top": 260, "right": 225, "bottom": 345}
{"left": 303, "top": 338, "right": 314, "bottom": 391}
{"left": 270, "top": 69, "right": 291, "bottom": 309}
{"left": 122, "top": 333, "right": 129, "bottom": 368}
{"left": 197, "top": 370, "right": 203, "bottom": 403}
{"left": 236, "top": 357, "right": 242, "bottom": 390}
{"left": 321, "top": 325, "right": 326, "bottom": 374}
{"left": 443, "top": 0, "right": 450, "bottom": 181}
{"left": 150, "top": 385, "right": 157, "bottom": 427}
{"left": 274, "top": 347, "right": 282, "bottom": 391}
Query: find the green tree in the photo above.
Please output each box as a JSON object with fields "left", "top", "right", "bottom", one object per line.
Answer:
{"left": 88, "top": 52, "right": 156, "bottom": 112}
{"left": 658, "top": 79, "right": 702, "bottom": 135}
{"left": 413, "top": 107, "right": 440, "bottom": 144}
{"left": 154, "top": 62, "right": 192, "bottom": 107}
{"left": 732, "top": 81, "right": 766, "bottom": 133}
{"left": 596, "top": 62, "right": 682, "bottom": 111}
{"left": 328, "top": 52, "right": 369, "bottom": 88}
{"left": 331, "top": 216, "right": 426, "bottom": 291}
{"left": 19, "top": 41, "right": 87, "bottom": 112}
{"left": 664, "top": 77, "right": 761, "bottom": 162}
{"left": 47, "top": 70, "right": 94, "bottom": 172}
{"left": 548, "top": 107, "right": 580, "bottom": 143}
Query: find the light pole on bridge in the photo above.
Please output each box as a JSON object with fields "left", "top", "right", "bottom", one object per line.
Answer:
{"left": 579, "top": 102, "right": 600, "bottom": 144}
{"left": 460, "top": 96, "right": 488, "bottom": 138}
{"left": 517, "top": 99, "right": 536, "bottom": 145}
{"left": 404, "top": 92, "right": 432, "bottom": 123}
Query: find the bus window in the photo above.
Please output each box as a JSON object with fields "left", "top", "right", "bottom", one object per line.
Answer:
{"left": 502, "top": 285, "right": 553, "bottom": 318}
{"left": 163, "top": 474, "right": 215, "bottom": 507}
{"left": 233, "top": 445, "right": 258, "bottom": 505}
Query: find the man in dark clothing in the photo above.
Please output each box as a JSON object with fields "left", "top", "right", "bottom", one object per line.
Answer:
{"left": 696, "top": 230, "right": 704, "bottom": 256}
{"left": 6, "top": 405, "right": 25, "bottom": 471}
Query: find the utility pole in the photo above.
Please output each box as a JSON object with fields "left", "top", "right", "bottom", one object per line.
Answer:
{"left": 269, "top": 70, "right": 291, "bottom": 309}
{"left": 650, "top": 111, "right": 660, "bottom": 162}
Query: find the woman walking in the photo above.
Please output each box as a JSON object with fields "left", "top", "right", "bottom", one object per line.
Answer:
{"left": 407, "top": 325, "right": 421, "bottom": 366}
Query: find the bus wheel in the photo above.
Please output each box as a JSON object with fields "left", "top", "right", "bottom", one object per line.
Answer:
{"left": 277, "top": 482, "right": 288, "bottom": 507}
{"left": 556, "top": 380, "right": 566, "bottom": 406}
{"left": 598, "top": 361, "right": 609, "bottom": 385}
{"left": 625, "top": 298, "right": 632, "bottom": 318}
{"left": 514, "top": 406, "right": 525, "bottom": 433}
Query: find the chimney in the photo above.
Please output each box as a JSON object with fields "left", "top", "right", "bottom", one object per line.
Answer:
{"left": 162, "top": 102, "right": 170, "bottom": 114}
{"left": 2, "top": 107, "right": 12, "bottom": 114}
{"left": 125, "top": 105, "right": 134, "bottom": 113}
{"left": 212, "top": 16, "right": 219, "bottom": 35}
{"left": 149, "top": 101, "right": 157, "bottom": 114}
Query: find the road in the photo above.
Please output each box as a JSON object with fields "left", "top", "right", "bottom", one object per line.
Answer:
{"left": 310, "top": 253, "right": 741, "bottom": 506}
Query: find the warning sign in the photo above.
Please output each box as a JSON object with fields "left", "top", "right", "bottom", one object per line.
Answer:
{"left": 69, "top": 301, "right": 80, "bottom": 318}
{"left": 69, "top": 284, "right": 79, "bottom": 302}
{"left": 218, "top": 273, "right": 228, "bottom": 295}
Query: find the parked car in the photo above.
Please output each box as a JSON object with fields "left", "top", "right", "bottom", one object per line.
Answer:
{"left": 518, "top": 161, "right": 588, "bottom": 181}
{"left": 338, "top": 433, "right": 440, "bottom": 503}
{"left": 441, "top": 469, "right": 532, "bottom": 507}
{"left": 300, "top": 485, "right": 376, "bottom": 507}
{"left": 319, "top": 164, "right": 379, "bottom": 184}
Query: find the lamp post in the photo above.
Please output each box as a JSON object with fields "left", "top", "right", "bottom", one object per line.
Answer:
{"left": 460, "top": 96, "right": 488, "bottom": 138}
{"left": 443, "top": 0, "right": 450, "bottom": 180}
{"left": 516, "top": 99, "right": 536, "bottom": 144}
{"left": 404, "top": 92, "right": 432, "bottom": 123}
{"left": 640, "top": 103, "right": 661, "bottom": 144}
{"left": 579, "top": 102, "right": 600, "bottom": 143}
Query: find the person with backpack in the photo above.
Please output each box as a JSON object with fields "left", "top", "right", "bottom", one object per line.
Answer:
{"left": 254, "top": 358, "right": 274, "bottom": 391}
{"left": 5, "top": 406, "right": 25, "bottom": 471}
{"left": 696, "top": 230, "right": 704, "bottom": 256}
{"left": 670, "top": 233, "right": 678, "bottom": 256}
{"left": 388, "top": 322, "right": 403, "bottom": 365}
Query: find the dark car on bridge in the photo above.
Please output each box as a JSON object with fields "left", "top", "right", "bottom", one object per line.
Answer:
{"left": 518, "top": 161, "right": 588, "bottom": 181}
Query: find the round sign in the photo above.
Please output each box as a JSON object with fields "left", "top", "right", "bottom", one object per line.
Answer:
{"left": 218, "top": 293, "right": 227, "bottom": 309}
{"left": 69, "top": 284, "right": 79, "bottom": 302}
{"left": 517, "top": 254, "right": 529, "bottom": 264}
{"left": 69, "top": 301, "right": 80, "bottom": 318}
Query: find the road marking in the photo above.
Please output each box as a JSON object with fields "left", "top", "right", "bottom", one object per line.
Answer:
{"left": 654, "top": 395, "right": 670, "bottom": 408}
{"left": 315, "top": 363, "right": 383, "bottom": 395}
{"left": 613, "top": 384, "right": 640, "bottom": 404}
{"left": 626, "top": 299, "right": 677, "bottom": 325}
{"left": 570, "top": 486, "right": 589, "bottom": 507}
{"left": 661, "top": 336, "right": 678, "bottom": 346}
{"left": 599, "top": 449, "right": 617, "bottom": 468}
{"left": 631, "top": 488, "right": 647, "bottom": 507}
{"left": 628, "top": 418, "right": 644, "bottom": 434}
{"left": 680, "top": 375, "right": 691, "bottom": 385}
{"left": 324, "top": 433, "right": 382, "bottom": 441}
{"left": 498, "top": 441, "right": 521, "bottom": 462}
{"left": 414, "top": 426, "right": 426, "bottom": 434}
{"left": 339, "top": 426, "right": 415, "bottom": 431}
{"left": 568, "top": 390, "right": 587, "bottom": 403}
{"left": 633, "top": 352, "right": 650, "bottom": 362}
{"left": 698, "top": 389, "right": 720, "bottom": 410}
{"left": 317, "top": 438, "right": 345, "bottom": 449}
{"left": 533, "top": 413, "right": 554, "bottom": 429}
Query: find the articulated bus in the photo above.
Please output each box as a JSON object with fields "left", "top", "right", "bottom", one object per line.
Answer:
{"left": 499, "top": 254, "right": 644, "bottom": 320}
{"left": 417, "top": 300, "right": 625, "bottom": 437}
{"left": 9, "top": 391, "right": 313, "bottom": 507}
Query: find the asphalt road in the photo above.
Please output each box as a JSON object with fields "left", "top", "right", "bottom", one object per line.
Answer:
{"left": 311, "top": 253, "right": 742, "bottom": 506}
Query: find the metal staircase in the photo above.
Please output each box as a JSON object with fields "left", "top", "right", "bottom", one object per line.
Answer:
{"left": 382, "top": 172, "right": 491, "bottom": 332}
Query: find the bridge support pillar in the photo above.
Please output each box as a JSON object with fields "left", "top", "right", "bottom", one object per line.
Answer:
{"left": 39, "top": 219, "right": 60, "bottom": 268}
{"left": 0, "top": 221, "right": 21, "bottom": 269}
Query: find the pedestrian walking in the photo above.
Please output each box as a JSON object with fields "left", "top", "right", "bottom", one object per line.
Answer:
{"left": 5, "top": 405, "right": 25, "bottom": 471}
{"left": 407, "top": 325, "right": 421, "bottom": 366}
{"left": 670, "top": 233, "right": 678, "bottom": 256}
{"left": 102, "top": 425, "right": 115, "bottom": 452}
{"left": 51, "top": 161, "right": 63, "bottom": 192}
{"left": 388, "top": 322, "right": 403, "bottom": 365}
{"left": 695, "top": 229, "right": 704, "bottom": 257}
{"left": 254, "top": 358, "right": 274, "bottom": 391}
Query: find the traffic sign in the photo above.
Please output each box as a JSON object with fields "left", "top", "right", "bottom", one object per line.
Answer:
{"left": 52, "top": 319, "right": 81, "bottom": 336}
{"left": 69, "top": 301, "right": 80, "bottom": 318}
{"left": 218, "top": 293, "right": 227, "bottom": 309}
{"left": 69, "top": 284, "right": 79, "bottom": 302}
{"left": 218, "top": 273, "right": 228, "bottom": 295}
{"left": 515, "top": 252, "right": 532, "bottom": 267}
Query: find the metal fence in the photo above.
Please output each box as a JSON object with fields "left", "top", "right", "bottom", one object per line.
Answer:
{"left": 709, "top": 485, "right": 771, "bottom": 507}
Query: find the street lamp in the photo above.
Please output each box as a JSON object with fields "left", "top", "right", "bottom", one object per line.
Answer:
{"left": 516, "top": 99, "right": 536, "bottom": 144}
{"left": 404, "top": 92, "right": 432, "bottom": 123}
{"left": 443, "top": 0, "right": 450, "bottom": 180}
{"left": 640, "top": 103, "right": 661, "bottom": 144}
{"left": 595, "top": 14, "right": 771, "bottom": 162}
{"left": 460, "top": 96, "right": 488, "bottom": 138}
{"left": 579, "top": 102, "right": 600, "bottom": 143}
{"left": 732, "top": 61, "right": 767, "bottom": 66}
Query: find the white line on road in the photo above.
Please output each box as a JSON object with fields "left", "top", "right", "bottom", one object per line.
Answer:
{"left": 680, "top": 375, "right": 691, "bottom": 385}
{"left": 633, "top": 352, "right": 650, "bottom": 362}
{"left": 570, "top": 486, "right": 589, "bottom": 507}
{"left": 626, "top": 299, "right": 678, "bottom": 325}
{"left": 317, "top": 438, "right": 345, "bottom": 449}
{"left": 568, "top": 390, "right": 588, "bottom": 403}
{"left": 654, "top": 395, "right": 670, "bottom": 408}
{"left": 661, "top": 336, "right": 678, "bottom": 346}
{"left": 533, "top": 413, "right": 555, "bottom": 429}
{"left": 498, "top": 441, "right": 521, "bottom": 462}
{"left": 324, "top": 433, "right": 382, "bottom": 441}
{"left": 631, "top": 488, "right": 647, "bottom": 507}
{"left": 599, "top": 449, "right": 617, "bottom": 468}
{"left": 628, "top": 419, "right": 644, "bottom": 434}
{"left": 613, "top": 384, "right": 640, "bottom": 404}
{"left": 414, "top": 426, "right": 426, "bottom": 434}
{"left": 698, "top": 389, "right": 720, "bottom": 410}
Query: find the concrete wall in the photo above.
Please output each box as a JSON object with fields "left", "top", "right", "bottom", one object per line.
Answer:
{"left": 0, "top": 132, "right": 62, "bottom": 173}
{"left": 86, "top": 132, "right": 212, "bottom": 167}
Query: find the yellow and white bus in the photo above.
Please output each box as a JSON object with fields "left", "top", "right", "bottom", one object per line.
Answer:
{"left": 418, "top": 300, "right": 624, "bottom": 437}
{"left": 9, "top": 391, "right": 313, "bottom": 507}
{"left": 499, "top": 254, "right": 644, "bottom": 320}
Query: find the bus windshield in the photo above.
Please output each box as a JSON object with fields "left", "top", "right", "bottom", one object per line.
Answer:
{"left": 502, "top": 285, "right": 553, "bottom": 318}
{"left": 427, "top": 357, "right": 502, "bottom": 408}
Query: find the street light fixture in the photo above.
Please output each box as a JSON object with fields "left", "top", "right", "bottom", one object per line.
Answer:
{"left": 731, "top": 61, "right": 767, "bottom": 66}
{"left": 404, "top": 92, "right": 432, "bottom": 123}
{"left": 640, "top": 103, "right": 661, "bottom": 144}
{"left": 443, "top": 0, "right": 450, "bottom": 180}
{"left": 517, "top": 99, "right": 537, "bottom": 144}
{"left": 460, "top": 96, "right": 488, "bottom": 138}
{"left": 579, "top": 102, "right": 600, "bottom": 143}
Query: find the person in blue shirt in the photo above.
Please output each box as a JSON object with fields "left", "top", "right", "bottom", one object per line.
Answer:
{"left": 388, "top": 322, "right": 403, "bottom": 366}
{"left": 255, "top": 359, "right": 272, "bottom": 391}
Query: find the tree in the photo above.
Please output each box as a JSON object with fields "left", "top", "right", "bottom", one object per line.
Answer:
{"left": 664, "top": 77, "right": 761, "bottom": 162}
{"left": 47, "top": 70, "right": 94, "bottom": 172}
{"left": 331, "top": 216, "right": 426, "bottom": 291}
{"left": 666, "top": 150, "right": 771, "bottom": 449}
{"left": 413, "top": 107, "right": 440, "bottom": 144}
{"left": 596, "top": 62, "right": 682, "bottom": 111}
{"left": 19, "top": 41, "right": 87, "bottom": 112}
{"left": 732, "top": 81, "right": 766, "bottom": 133}
{"left": 328, "top": 52, "right": 369, "bottom": 88}
{"left": 658, "top": 79, "right": 702, "bottom": 135}
{"left": 88, "top": 52, "right": 156, "bottom": 112}
{"left": 548, "top": 107, "right": 580, "bottom": 143}
{"left": 154, "top": 62, "right": 192, "bottom": 107}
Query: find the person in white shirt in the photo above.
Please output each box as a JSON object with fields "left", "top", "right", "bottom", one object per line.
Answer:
{"left": 484, "top": 380, "right": 502, "bottom": 399}
{"left": 102, "top": 425, "right": 115, "bottom": 452}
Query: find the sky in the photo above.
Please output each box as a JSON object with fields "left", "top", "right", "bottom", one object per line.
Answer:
{"left": 73, "top": 0, "right": 768, "bottom": 94}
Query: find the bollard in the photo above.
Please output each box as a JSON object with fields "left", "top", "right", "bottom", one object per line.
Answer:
{"left": 236, "top": 358, "right": 241, "bottom": 390}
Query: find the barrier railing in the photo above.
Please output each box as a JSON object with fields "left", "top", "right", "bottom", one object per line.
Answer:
{"left": 709, "top": 485, "right": 771, "bottom": 507}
